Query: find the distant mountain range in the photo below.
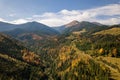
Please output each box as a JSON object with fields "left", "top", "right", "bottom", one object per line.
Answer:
{"left": 53, "top": 20, "right": 109, "bottom": 34}
{"left": 0, "top": 21, "right": 59, "bottom": 41}
{"left": 0, "top": 22, "right": 16, "bottom": 31}
{"left": 0, "top": 20, "right": 119, "bottom": 41}
{"left": 0, "top": 21, "right": 57, "bottom": 32}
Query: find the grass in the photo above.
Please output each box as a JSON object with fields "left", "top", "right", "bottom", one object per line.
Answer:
{"left": 94, "top": 28, "right": 120, "bottom": 35}
{"left": 96, "top": 56, "right": 120, "bottom": 80}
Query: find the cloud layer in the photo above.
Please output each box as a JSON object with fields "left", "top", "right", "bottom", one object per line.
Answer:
{"left": 0, "top": 4, "right": 120, "bottom": 26}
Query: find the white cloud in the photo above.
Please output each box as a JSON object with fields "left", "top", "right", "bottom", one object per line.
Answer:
{"left": 0, "top": 18, "right": 5, "bottom": 21}
{"left": 39, "top": 18, "right": 66, "bottom": 27}
{"left": 97, "top": 17, "right": 120, "bottom": 25}
{"left": 0, "top": 4, "right": 120, "bottom": 26}
{"left": 31, "top": 4, "right": 120, "bottom": 26}
{"left": 11, "top": 19, "right": 28, "bottom": 24}
{"left": 0, "top": 18, "right": 8, "bottom": 23}
{"left": 59, "top": 9, "right": 81, "bottom": 15}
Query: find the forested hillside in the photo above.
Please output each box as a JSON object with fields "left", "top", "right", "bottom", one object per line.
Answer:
{"left": 0, "top": 33, "right": 47, "bottom": 80}
{"left": 0, "top": 21, "right": 120, "bottom": 80}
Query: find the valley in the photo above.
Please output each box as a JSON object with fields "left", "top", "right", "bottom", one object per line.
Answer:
{"left": 0, "top": 20, "right": 120, "bottom": 80}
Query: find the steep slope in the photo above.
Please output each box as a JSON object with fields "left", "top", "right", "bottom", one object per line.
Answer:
{"left": 0, "top": 33, "right": 24, "bottom": 59}
{"left": 64, "top": 21, "right": 108, "bottom": 34}
{"left": 0, "top": 33, "right": 47, "bottom": 80}
{"left": 1, "top": 21, "right": 120, "bottom": 80}
{"left": 44, "top": 40, "right": 110, "bottom": 80}
{"left": 43, "top": 26, "right": 120, "bottom": 79}
{"left": 53, "top": 20, "right": 80, "bottom": 32}
{"left": 55, "top": 20, "right": 108, "bottom": 34}
{"left": 46, "top": 24, "right": 120, "bottom": 79}
{"left": 0, "top": 33, "right": 41, "bottom": 64}
{"left": 0, "top": 53, "right": 47, "bottom": 80}
{"left": 62, "top": 24, "right": 120, "bottom": 57}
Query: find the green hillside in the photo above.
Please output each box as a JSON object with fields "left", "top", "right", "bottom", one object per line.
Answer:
{"left": 94, "top": 27, "right": 120, "bottom": 35}
{"left": 0, "top": 22, "right": 120, "bottom": 80}
{"left": 0, "top": 33, "right": 47, "bottom": 80}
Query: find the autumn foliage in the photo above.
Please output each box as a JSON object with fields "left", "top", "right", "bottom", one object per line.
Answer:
{"left": 21, "top": 49, "right": 40, "bottom": 65}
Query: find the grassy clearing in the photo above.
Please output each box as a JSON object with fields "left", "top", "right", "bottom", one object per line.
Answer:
{"left": 94, "top": 28, "right": 120, "bottom": 35}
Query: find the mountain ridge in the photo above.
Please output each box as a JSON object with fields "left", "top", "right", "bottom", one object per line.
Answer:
{"left": 3, "top": 21, "right": 59, "bottom": 41}
{"left": 53, "top": 20, "right": 107, "bottom": 33}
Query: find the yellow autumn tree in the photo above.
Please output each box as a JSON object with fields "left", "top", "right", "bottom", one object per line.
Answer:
{"left": 112, "top": 48, "right": 117, "bottom": 57}
{"left": 99, "top": 48, "right": 104, "bottom": 55}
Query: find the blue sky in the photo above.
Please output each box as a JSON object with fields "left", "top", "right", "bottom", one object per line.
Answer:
{"left": 0, "top": 0, "right": 120, "bottom": 26}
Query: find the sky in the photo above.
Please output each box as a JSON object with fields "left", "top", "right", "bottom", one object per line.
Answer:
{"left": 0, "top": 0, "right": 120, "bottom": 26}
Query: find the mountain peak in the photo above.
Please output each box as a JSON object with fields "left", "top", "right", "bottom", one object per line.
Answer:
{"left": 71, "top": 20, "right": 79, "bottom": 23}
{"left": 65, "top": 20, "right": 80, "bottom": 27}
